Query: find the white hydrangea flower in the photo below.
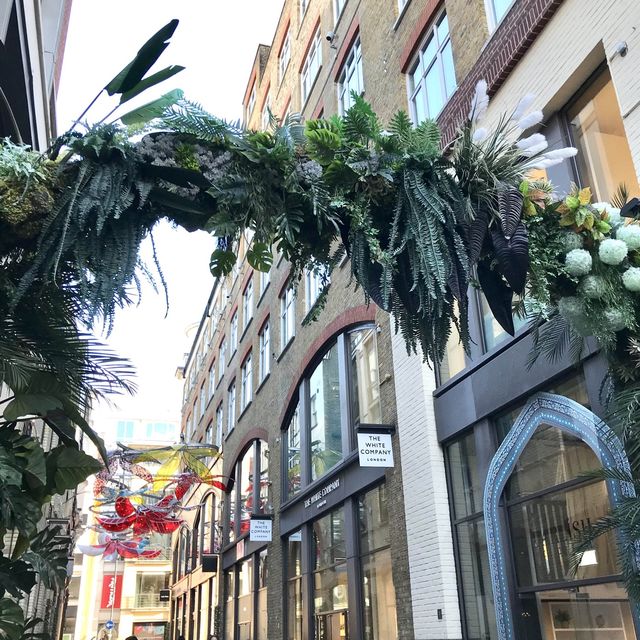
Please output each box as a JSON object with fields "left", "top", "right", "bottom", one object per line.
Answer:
{"left": 616, "top": 223, "right": 640, "bottom": 250}
{"left": 604, "top": 308, "right": 627, "bottom": 332}
{"left": 593, "top": 202, "right": 623, "bottom": 228}
{"left": 565, "top": 249, "right": 592, "bottom": 276}
{"left": 622, "top": 266, "right": 640, "bottom": 292}
{"left": 599, "top": 238, "right": 628, "bottom": 265}
{"left": 579, "top": 275, "right": 605, "bottom": 299}
{"left": 561, "top": 233, "right": 582, "bottom": 252}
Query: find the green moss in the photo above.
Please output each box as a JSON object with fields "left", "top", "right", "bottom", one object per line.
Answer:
{"left": 175, "top": 143, "right": 199, "bottom": 171}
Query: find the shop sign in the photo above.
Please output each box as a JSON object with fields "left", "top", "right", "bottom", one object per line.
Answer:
{"left": 304, "top": 478, "right": 340, "bottom": 509}
{"left": 357, "top": 432, "right": 394, "bottom": 467}
{"left": 159, "top": 589, "right": 171, "bottom": 602}
{"left": 249, "top": 516, "right": 273, "bottom": 542}
{"left": 100, "top": 574, "right": 122, "bottom": 609}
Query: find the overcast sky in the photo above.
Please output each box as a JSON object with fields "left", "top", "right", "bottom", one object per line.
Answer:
{"left": 56, "top": 1, "right": 284, "bottom": 428}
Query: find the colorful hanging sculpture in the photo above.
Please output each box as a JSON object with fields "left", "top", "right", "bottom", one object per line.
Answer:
{"left": 78, "top": 535, "right": 163, "bottom": 559}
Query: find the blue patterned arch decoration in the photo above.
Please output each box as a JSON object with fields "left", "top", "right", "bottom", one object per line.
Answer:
{"left": 483, "top": 392, "right": 638, "bottom": 640}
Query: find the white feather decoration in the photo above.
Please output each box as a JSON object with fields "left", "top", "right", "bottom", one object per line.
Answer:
{"left": 468, "top": 80, "right": 489, "bottom": 122}
{"left": 517, "top": 110, "right": 543, "bottom": 130}
{"left": 544, "top": 147, "right": 578, "bottom": 160}
{"left": 512, "top": 93, "right": 536, "bottom": 121}
{"left": 472, "top": 127, "right": 488, "bottom": 143}
{"left": 516, "top": 133, "right": 546, "bottom": 151}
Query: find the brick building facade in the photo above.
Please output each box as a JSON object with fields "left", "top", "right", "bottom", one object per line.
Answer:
{"left": 170, "top": 1, "right": 640, "bottom": 639}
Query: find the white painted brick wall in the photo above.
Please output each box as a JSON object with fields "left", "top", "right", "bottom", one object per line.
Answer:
{"left": 391, "top": 333, "right": 462, "bottom": 640}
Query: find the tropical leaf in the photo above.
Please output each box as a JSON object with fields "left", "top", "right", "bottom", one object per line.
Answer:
{"left": 46, "top": 446, "right": 102, "bottom": 494}
{"left": 3, "top": 395, "right": 63, "bottom": 422}
{"left": 497, "top": 186, "right": 524, "bottom": 239}
{"left": 0, "top": 483, "right": 42, "bottom": 537}
{"left": 119, "top": 65, "right": 185, "bottom": 104}
{"left": 22, "top": 527, "right": 69, "bottom": 591}
{"left": 119, "top": 89, "right": 184, "bottom": 125}
{"left": 477, "top": 262, "right": 515, "bottom": 336}
{"left": 0, "top": 557, "right": 36, "bottom": 598}
{"left": 209, "top": 248, "right": 237, "bottom": 277}
{"left": 491, "top": 222, "right": 529, "bottom": 293}
{"left": 246, "top": 242, "right": 273, "bottom": 272}
{"left": 0, "top": 597, "right": 24, "bottom": 640}
{"left": 105, "top": 19, "right": 180, "bottom": 95}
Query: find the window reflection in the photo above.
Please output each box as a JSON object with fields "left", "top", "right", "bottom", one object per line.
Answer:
{"left": 568, "top": 68, "right": 640, "bottom": 203}
{"left": 349, "top": 328, "right": 382, "bottom": 425}
{"left": 287, "top": 531, "right": 303, "bottom": 640}
{"left": 286, "top": 403, "right": 302, "bottom": 498}
{"left": 237, "top": 559, "right": 253, "bottom": 640}
{"left": 309, "top": 344, "right": 342, "bottom": 481}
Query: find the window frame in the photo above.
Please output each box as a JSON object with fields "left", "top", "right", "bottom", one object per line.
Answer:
{"left": 407, "top": 10, "right": 456, "bottom": 124}
{"left": 218, "top": 338, "right": 227, "bottom": 380}
{"left": 247, "top": 83, "right": 257, "bottom": 122}
{"left": 337, "top": 35, "right": 363, "bottom": 115}
{"left": 280, "top": 284, "right": 296, "bottom": 350}
{"left": 282, "top": 324, "right": 383, "bottom": 499}
{"left": 333, "top": 0, "right": 346, "bottom": 24}
{"left": 240, "top": 353, "right": 253, "bottom": 411}
{"left": 230, "top": 311, "right": 239, "bottom": 355}
{"left": 208, "top": 363, "right": 216, "bottom": 399}
{"left": 243, "top": 280, "right": 254, "bottom": 330}
{"left": 215, "top": 402, "right": 224, "bottom": 447}
{"left": 227, "top": 380, "right": 236, "bottom": 434}
{"left": 485, "top": 0, "right": 515, "bottom": 31}
{"left": 301, "top": 26, "right": 322, "bottom": 106}
{"left": 259, "top": 320, "right": 271, "bottom": 382}
{"left": 279, "top": 29, "right": 291, "bottom": 83}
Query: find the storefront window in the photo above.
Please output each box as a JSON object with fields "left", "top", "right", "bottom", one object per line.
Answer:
{"left": 359, "top": 485, "right": 397, "bottom": 640}
{"left": 201, "top": 493, "right": 215, "bottom": 555}
{"left": 237, "top": 559, "right": 253, "bottom": 640}
{"left": 287, "top": 531, "right": 303, "bottom": 640}
{"left": 228, "top": 484, "right": 237, "bottom": 544}
{"left": 438, "top": 305, "right": 466, "bottom": 383}
{"left": 132, "top": 623, "right": 167, "bottom": 640}
{"left": 239, "top": 446, "right": 255, "bottom": 536}
{"left": 447, "top": 431, "right": 481, "bottom": 519}
{"left": 257, "top": 550, "right": 268, "bottom": 639}
{"left": 568, "top": 68, "right": 640, "bottom": 203}
{"left": 480, "top": 293, "right": 528, "bottom": 351}
{"left": 284, "top": 325, "right": 384, "bottom": 493}
{"left": 224, "top": 570, "right": 235, "bottom": 640}
{"left": 286, "top": 402, "right": 302, "bottom": 499}
{"left": 455, "top": 518, "right": 498, "bottom": 640}
{"left": 309, "top": 342, "right": 342, "bottom": 481}
{"left": 349, "top": 328, "right": 382, "bottom": 425}
{"left": 313, "top": 508, "right": 348, "bottom": 625}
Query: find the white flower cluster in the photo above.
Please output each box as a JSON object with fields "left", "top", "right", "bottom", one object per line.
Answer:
{"left": 599, "top": 238, "right": 628, "bottom": 265}
{"left": 622, "top": 266, "right": 640, "bottom": 292}
{"left": 616, "top": 223, "right": 640, "bottom": 250}
{"left": 579, "top": 275, "right": 605, "bottom": 299}
{"left": 565, "top": 249, "right": 592, "bottom": 276}
{"left": 561, "top": 232, "right": 583, "bottom": 252}
{"left": 593, "top": 202, "right": 623, "bottom": 228}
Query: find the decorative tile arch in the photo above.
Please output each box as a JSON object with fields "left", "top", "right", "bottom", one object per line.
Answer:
{"left": 483, "top": 392, "right": 639, "bottom": 640}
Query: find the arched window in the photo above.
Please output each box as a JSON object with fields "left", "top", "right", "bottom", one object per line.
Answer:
{"left": 200, "top": 492, "right": 218, "bottom": 556}
{"left": 284, "top": 325, "right": 383, "bottom": 498}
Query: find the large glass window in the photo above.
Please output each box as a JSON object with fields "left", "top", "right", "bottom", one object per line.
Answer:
{"left": 215, "top": 403, "right": 224, "bottom": 447}
{"left": 408, "top": 12, "right": 456, "bottom": 123}
{"left": 359, "top": 485, "right": 398, "bottom": 640}
{"left": 313, "top": 508, "right": 348, "bottom": 629}
{"left": 243, "top": 279, "right": 254, "bottom": 330}
{"left": 224, "top": 570, "right": 235, "bottom": 640}
{"left": 257, "top": 550, "right": 268, "bottom": 639}
{"left": 349, "top": 328, "right": 382, "bottom": 425}
{"left": 208, "top": 364, "right": 216, "bottom": 399}
{"left": 301, "top": 27, "right": 322, "bottom": 104}
{"left": 486, "top": 0, "right": 513, "bottom": 27}
{"left": 230, "top": 311, "right": 239, "bottom": 355}
{"left": 279, "top": 29, "right": 291, "bottom": 82}
{"left": 310, "top": 342, "right": 342, "bottom": 481}
{"left": 219, "top": 338, "right": 226, "bottom": 379}
{"left": 237, "top": 559, "right": 253, "bottom": 640}
{"left": 286, "top": 402, "right": 302, "bottom": 499}
{"left": 304, "top": 268, "right": 327, "bottom": 312}
{"left": 227, "top": 440, "right": 270, "bottom": 543}
{"left": 287, "top": 531, "right": 303, "bottom": 640}
{"left": 568, "top": 68, "right": 640, "bottom": 203}
{"left": 200, "top": 493, "right": 217, "bottom": 555}
{"left": 284, "top": 326, "right": 383, "bottom": 490}
{"left": 227, "top": 381, "right": 236, "bottom": 433}
{"left": 338, "top": 36, "right": 363, "bottom": 114}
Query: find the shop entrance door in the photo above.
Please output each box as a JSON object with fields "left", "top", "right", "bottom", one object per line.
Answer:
{"left": 315, "top": 610, "right": 348, "bottom": 640}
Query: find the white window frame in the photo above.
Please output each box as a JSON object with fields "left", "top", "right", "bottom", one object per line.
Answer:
{"left": 279, "top": 29, "right": 291, "bottom": 83}
{"left": 215, "top": 404, "right": 224, "bottom": 446}
{"left": 227, "top": 382, "right": 236, "bottom": 433}
{"left": 407, "top": 11, "right": 456, "bottom": 123}
{"left": 337, "top": 36, "right": 363, "bottom": 115}
{"left": 230, "top": 311, "right": 238, "bottom": 355}
{"left": 304, "top": 268, "right": 328, "bottom": 312}
{"left": 301, "top": 27, "right": 322, "bottom": 105}
{"left": 300, "top": 0, "right": 310, "bottom": 21}
{"left": 259, "top": 269, "right": 271, "bottom": 296}
{"left": 485, "top": 0, "right": 514, "bottom": 30}
{"left": 200, "top": 384, "right": 206, "bottom": 420}
{"left": 334, "top": 0, "right": 346, "bottom": 24}
{"left": 259, "top": 321, "right": 271, "bottom": 382}
{"left": 242, "top": 280, "right": 254, "bottom": 330}
{"left": 218, "top": 339, "right": 226, "bottom": 379}
{"left": 240, "top": 355, "right": 253, "bottom": 410}
{"left": 397, "top": 0, "right": 409, "bottom": 11}
{"left": 208, "top": 364, "right": 216, "bottom": 399}
{"left": 247, "top": 83, "right": 257, "bottom": 122}
{"left": 205, "top": 422, "right": 213, "bottom": 446}
{"left": 261, "top": 95, "right": 271, "bottom": 130}
{"left": 280, "top": 285, "right": 296, "bottom": 350}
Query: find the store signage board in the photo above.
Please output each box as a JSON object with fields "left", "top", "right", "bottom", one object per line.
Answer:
{"left": 100, "top": 574, "right": 123, "bottom": 609}
{"left": 304, "top": 477, "right": 340, "bottom": 509}
{"left": 250, "top": 517, "right": 273, "bottom": 542}
{"left": 357, "top": 432, "right": 394, "bottom": 467}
